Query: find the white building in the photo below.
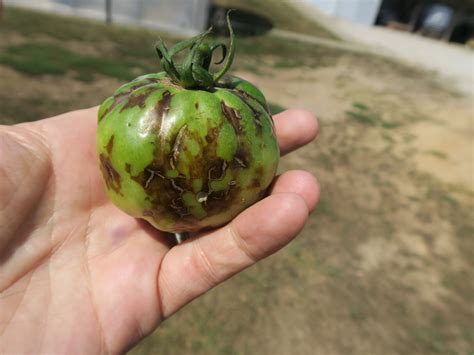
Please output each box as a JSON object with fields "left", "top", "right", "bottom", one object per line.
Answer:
{"left": 4, "top": 0, "right": 210, "bottom": 36}
{"left": 304, "top": 0, "right": 382, "bottom": 26}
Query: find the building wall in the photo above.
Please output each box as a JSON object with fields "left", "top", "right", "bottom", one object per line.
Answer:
{"left": 4, "top": 0, "right": 210, "bottom": 36}
{"left": 307, "top": 0, "right": 382, "bottom": 25}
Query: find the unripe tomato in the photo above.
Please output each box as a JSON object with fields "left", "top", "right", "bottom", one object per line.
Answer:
{"left": 96, "top": 14, "right": 279, "bottom": 233}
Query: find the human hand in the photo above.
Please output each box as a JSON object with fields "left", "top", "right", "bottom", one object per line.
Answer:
{"left": 0, "top": 107, "right": 319, "bottom": 353}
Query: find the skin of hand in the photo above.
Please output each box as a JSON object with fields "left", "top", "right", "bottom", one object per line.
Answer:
{"left": 0, "top": 107, "right": 319, "bottom": 354}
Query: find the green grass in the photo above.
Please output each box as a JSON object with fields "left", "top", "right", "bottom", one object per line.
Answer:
{"left": 1, "top": 6, "right": 342, "bottom": 81}
{"left": 235, "top": 35, "right": 343, "bottom": 68}
{"left": 426, "top": 150, "right": 449, "bottom": 160}
{"left": 346, "top": 102, "right": 403, "bottom": 129}
{"left": 0, "top": 6, "right": 178, "bottom": 46}
{"left": 0, "top": 42, "right": 146, "bottom": 81}
{"left": 346, "top": 107, "right": 379, "bottom": 125}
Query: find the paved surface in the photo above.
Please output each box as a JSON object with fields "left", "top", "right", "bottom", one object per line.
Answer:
{"left": 278, "top": 1, "right": 474, "bottom": 97}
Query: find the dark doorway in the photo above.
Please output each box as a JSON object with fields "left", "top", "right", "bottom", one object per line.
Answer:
{"left": 375, "top": 0, "right": 474, "bottom": 44}
{"left": 208, "top": 5, "right": 273, "bottom": 37}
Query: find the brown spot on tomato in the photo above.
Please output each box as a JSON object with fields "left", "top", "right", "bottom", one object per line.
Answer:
{"left": 106, "top": 135, "right": 114, "bottom": 155}
{"left": 99, "top": 92, "right": 129, "bottom": 121}
{"left": 208, "top": 159, "right": 227, "bottom": 180}
{"left": 250, "top": 178, "right": 261, "bottom": 189}
{"left": 232, "top": 145, "right": 250, "bottom": 169}
{"left": 170, "top": 179, "right": 184, "bottom": 192}
{"left": 120, "top": 87, "right": 155, "bottom": 112}
{"left": 131, "top": 167, "right": 165, "bottom": 190}
{"left": 232, "top": 90, "right": 264, "bottom": 135}
{"left": 195, "top": 102, "right": 199, "bottom": 109}
{"left": 125, "top": 163, "right": 131, "bottom": 174}
{"left": 130, "top": 162, "right": 195, "bottom": 224}
{"left": 251, "top": 166, "right": 264, "bottom": 190}
{"left": 233, "top": 89, "right": 264, "bottom": 110}
{"left": 99, "top": 154, "right": 121, "bottom": 194}
{"left": 205, "top": 126, "right": 219, "bottom": 143}
{"left": 169, "top": 197, "right": 190, "bottom": 218}
{"left": 156, "top": 91, "right": 173, "bottom": 120}
{"left": 170, "top": 124, "right": 187, "bottom": 169}
{"left": 209, "top": 189, "right": 229, "bottom": 201}
{"left": 204, "top": 181, "right": 241, "bottom": 216}
{"left": 221, "top": 102, "right": 242, "bottom": 134}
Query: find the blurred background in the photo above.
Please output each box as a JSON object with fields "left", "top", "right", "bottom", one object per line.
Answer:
{"left": 0, "top": 0, "right": 473, "bottom": 354}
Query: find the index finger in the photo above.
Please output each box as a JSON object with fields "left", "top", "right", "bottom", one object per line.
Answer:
{"left": 273, "top": 109, "right": 319, "bottom": 155}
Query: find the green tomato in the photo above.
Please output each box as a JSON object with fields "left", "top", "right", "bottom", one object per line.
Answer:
{"left": 96, "top": 14, "right": 279, "bottom": 233}
{"left": 97, "top": 73, "right": 279, "bottom": 233}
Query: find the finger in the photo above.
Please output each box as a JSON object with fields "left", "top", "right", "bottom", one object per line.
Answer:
{"left": 269, "top": 170, "right": 320, "bottom": 213}
{"left": 157, "top": 171, "right": 319, "bottom": 318}
{"left": 273, "top": 109, "right": 319, "bottom": 156}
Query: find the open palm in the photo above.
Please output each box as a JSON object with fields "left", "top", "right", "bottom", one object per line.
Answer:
{"left": 0, "top": 107, "right": 319, "bottom": 353}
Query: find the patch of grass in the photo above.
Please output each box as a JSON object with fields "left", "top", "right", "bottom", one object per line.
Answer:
{"left": 324, "top": 265, "right": 344, "bottom": 279}
{"left": 426, "top": 150, "right": 448, "bottom": 160}
{"left": 236, "top": 61, "right": 265, "bottom": 76}
{"left": 442, "top": 270, "right": 474, "bottom": 301}
{"left": 381, "top": 121, "right": 403, "bottom": 129}
{"left": 235, "top": 35, "right": 343, "bottom": 67}
{"left": 409, "top": 316, "right": 456, "bottom": 355}
{"left": 350, "top": 308, "right": 367, "bottom": 322}
{"left": 346, "top": 103, "right": 380, "bottom": 125}
{"left": 0, "top": 95, "right": 71, "bottom": 124}
{"left": 315, "top": 153, "right": 334, "bottom": 172}
{"left": 273, "top": 59, "right": 305, "bottom": 69}
{"left": 346, "top": 109, "right": 378, "bottom": 125}
{"left": 0, "top": 42, "right": 146, "bottom": 81}
{"left": 315, "top": 199, "right": 334, "bottom": 216}
{"left": 346, "top": 102, "right": 403, "bottom": 129}
{"left": 352, "top": 102, "right": 369, "bottom": 111}
{"left": 2, "top": 6, "right": 177, "bottom": 46}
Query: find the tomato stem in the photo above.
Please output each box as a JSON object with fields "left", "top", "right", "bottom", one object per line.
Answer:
{"left": 155, "top": 10, "right": 236, "bottom": 89}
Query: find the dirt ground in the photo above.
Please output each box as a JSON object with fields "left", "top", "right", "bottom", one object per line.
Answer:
{"left": 1, "top": 8, "right": 473, "bottom": 354}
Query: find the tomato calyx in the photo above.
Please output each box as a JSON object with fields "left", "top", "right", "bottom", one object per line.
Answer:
{"left": 155, "top": 11, "right": 235, "bottom": 90}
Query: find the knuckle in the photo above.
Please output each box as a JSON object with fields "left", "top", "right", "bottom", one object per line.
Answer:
{"left": 229, "top": 224, "right": 259, "bottom": 263}
{"left": 191, "top": 240, "right": 220, "bottom": 288}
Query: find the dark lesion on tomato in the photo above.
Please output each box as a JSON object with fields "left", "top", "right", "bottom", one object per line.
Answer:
{"left": 156, "top": 91, "right": 173, "bottom": 120}
{"left": 106, "top": 135, "right": 115, "bottom": 154}
{"left": 221, "top": 102, "right": 243, "bottom": 134}
{"left": 120, "top": 86, "right": 157, "bottom": 112}
{"left": 232, "top": 145, "right": 250, "bottom": 169}
{"left": 99, "top": 80, "right": 158, "bottom": 121}
{"left": 207, "top": 159, "right": 227, "bottom": 180}
{"left": 99, "top": 154, "right": 122, "bottom": 194}
{"left": 250, "top": 166, "right": 264, "bottom": 190}
{"left": 205, "top": 126, "right": 220, "bottom": 144}
{"left": 231, "top": 90, "right": 265, "bottom": 135}
{"left": 98, "top": 92, "right": 129, "bottom": 121}
{"left": 131, "top": 163, "right": 189, "bottom": 219}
